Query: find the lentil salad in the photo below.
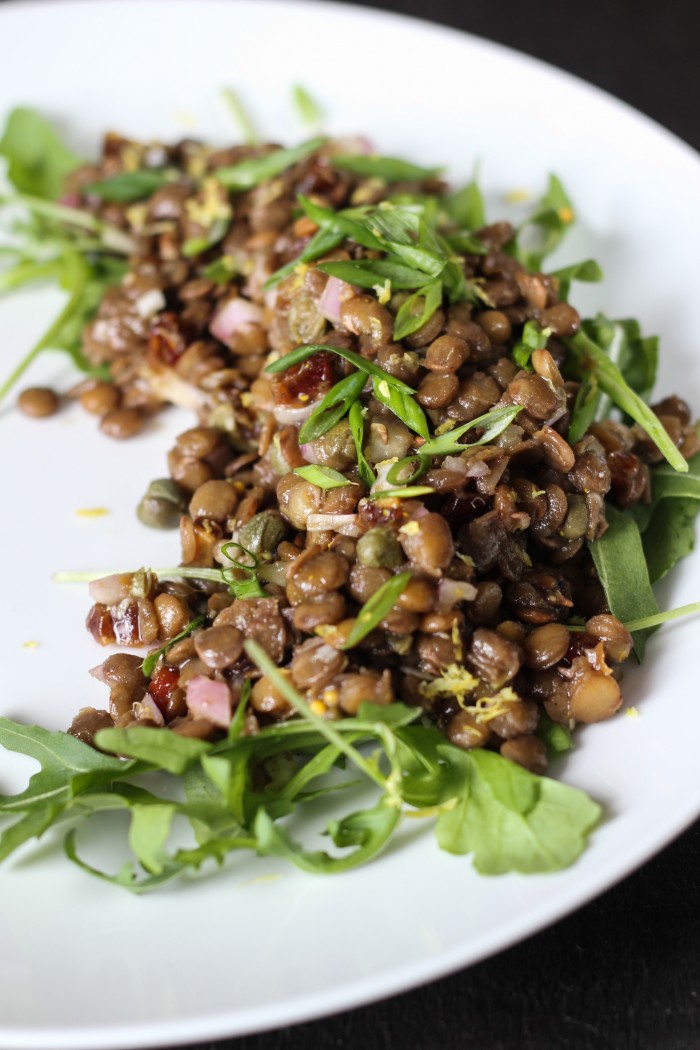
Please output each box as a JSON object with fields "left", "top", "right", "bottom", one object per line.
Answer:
{"left": 1, "top": 106, "right": 699, "bottom": 887}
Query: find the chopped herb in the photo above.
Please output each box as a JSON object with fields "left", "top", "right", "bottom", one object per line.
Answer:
{"left": 332, "top": 154, "right": 443, "bottom": 182}
{"left": 201, "top": 254, "right": 239, "bottom": 283}
{"left": 83, "top": 169, "right": 172, "bottom": 203}
{"left": 371, "top": 374, "right": 430, "bottom": 439}
{"left": 419, "top": 405, "right": 522, "bottom": 457}
{"left": 393, "top": 279, "right": 443, "bottom": 341}
{"left": 445, "top": 173, "right": 486, "bottom": 231}
{"left": 566, "top": 326, "right": 686, "bottom": 472}
{"left": 508, "top": 174, "right": 575, "bottom": 270}
{"left": 386, "top": 455, "right": 429, "bottom": 485}
{"left": 181, "top": 217, "right": 230, "bottom": 258}
{"left": 512, "top": 320, "right": 550, "bottom": 370}
{"left": 221, "top": 87, "right": 259, "bottom": 145}
{"left": 550, "top": 258, "right": 603, "bottom": 301}
{"left": 623, "top": 601, "right": 700, "bottom": 632}
{"left": 348, "top": 400, "right": 375, "bottom": 487}
{"left": 298, "top": 370, "right": 367, "bottom": 444}
{"left": 266, "top": 343, "right": 415, "bottom": 393}
{"left": 317, "top": 258, "right": 429, "bottom": 291}
{"left": 215, "top": 137, "right": 326, "bottom": 191}
{"left": 292, "top": 85, "right": 323, "bottom": 129}
{"left": 343, "top": 572, "right": 412, "bottom": 649}
{"left": 370, "top": 486, "right": 434, "bottom": 500}
{"left": 141, "top": 616, "right": 205, "bottom": 677}
{"left": 220, "top": 541, "right": 267, "bottom": 600}
{"left": 293, "top": 465, "right": 352, "bottom": 489}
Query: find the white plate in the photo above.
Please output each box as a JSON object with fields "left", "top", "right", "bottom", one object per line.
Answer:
{"left": 1, "top": 2, "right": 699, "bottom": 1047}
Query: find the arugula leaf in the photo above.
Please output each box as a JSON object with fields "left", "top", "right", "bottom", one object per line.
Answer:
{"left": 550, "top": 258, "right": 603, "bottom": 301}
{"left": 631, "top": 452, "right": 700, "bottom": 583}
{"left": 445, "top": 176, "right": 486, "bottom": 231}
{"left": 215, "top": 137, "right": 326, "bottom": 190}
{"left": 0, "top": 252, "right": 124, "bottom": 404}
{"left": 255, "top": 797, "right": 400, "bottom": 873}
{"left": 508, "top": 174, "right": 574, "bottom": 270}
{"left": 342, "top": 572, "right": 412, "bottom": 649}
{"left": 82, "top": 170, "right": 172, "bottom": 203}
{"left": 348, "top": 400, "right": 375, "bottom": 487}
{"left": 419, "top": 405, "right": 522, "bottom": 457}
{"left": 0, "top": 107, "right": 81, "bottom": 199}
{"left": 566, "top": 327, "right": 685, "bottom": 472}
{"left": 589, "top": 504, "right": 659, "bottom": 660}
{"left": 293, "top": 465, "right": 352, "bottom": 489}
{"left": 95, "top": 726, "right": 210, "bottom": 775}
{"left": 434, "top": 747, "right": 600, "bottom": 874}
{"left": 332, "top": 154, "right": 443, "bottom": 182}
{"left": 0, "top": 718, "right": 134, "bottom": 814}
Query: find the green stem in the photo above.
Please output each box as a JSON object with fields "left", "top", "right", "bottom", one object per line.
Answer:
{"left": 624, "top": 601, "right": 700, "bottom": 632}
{"left": 244, "top": 639, "right": 389, "bottom": 794}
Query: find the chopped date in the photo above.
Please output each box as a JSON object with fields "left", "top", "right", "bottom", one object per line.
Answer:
{"left": 272, "top": 351, "right": 335, "bottom": 407}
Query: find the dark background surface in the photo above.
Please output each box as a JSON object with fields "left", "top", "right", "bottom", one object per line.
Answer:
{"left": 4, "top": 0, "right": 696, "bottom": 1047}
{"left": 187, "top": 1, "right": 700, "bottom": 1047}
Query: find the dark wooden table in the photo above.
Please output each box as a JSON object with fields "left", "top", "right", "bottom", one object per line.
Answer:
{"left": 183, "top": 2, "right": 700, "bottom": 1048}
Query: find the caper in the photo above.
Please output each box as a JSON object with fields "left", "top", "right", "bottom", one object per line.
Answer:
{"left": 136, "top": 477, "right": 187, "bottom": 529}
{"left": 238, "top": 510, "right": 287, "bottom": 555}
{"left": 356, "top": 526, "right": 404, "bottom": 568}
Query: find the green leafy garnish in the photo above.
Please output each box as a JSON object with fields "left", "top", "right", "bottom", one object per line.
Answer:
{"left": 588, "top": 504, "right": 659, "bottom": 660}
{"left": 393, "top": 279, "right": 442, "bottom": 341}
{"left": 141, "top": 616, "right": 205, "bottom": 678}
{"left": 550, "top": 258, "right": 603, "bottom": 301}
{"left": 508, "top": 174, "right": 574, "bottom": 270}
{"left": 221, "top": 87, "right": 259, "bottom": 145}
{"left": 445, "top": 174, "right": 485, "bottom": 231}
{"left": 215, "top": 137, "right": 326, "bottom": 191}
{"left": 0, "top": 252, "right": 125, "bottom": 404}
{"left": 419, "top": 405, "right": 522, "bottom": 457}
{"left": 293, "top": 465, "right": 352, "bottom": 489}
{"left": 343, "top": 571, "right": 412, "bottom": 649}
{"left": 566, "top": 326, "right": 685, "bottom": 472}
{"left": 348, "top": 400, "right": 375, "bottom": 487}
{"left": 512, "top": 319, "right": 550, "bottom": 370}
{"left": 386, "top": 454, "right": 429, "bottom": 485}
{"left": 298, "top": 370, "right": 367, "bottom": 444}
{"left": 317, "top": 258, "right": 429, "bottom": 291}
{"left": 630, "top": 452, "right": 700, "bottom": 583}
{"left": 0, "top": 107, "right": 81, "bottom": 199}
{"left": 331, "top": 154, "right": 443, "bottom": 182}
{"left": 370, "top": 486, "right": 434, "bottom": 500}
{"left": 220, "top": 541, "right": 267, "bottom": 600}
{"left": 82, "top": 169, "right": 172, "bottom": 203}
{"left": 292, "top": 85, "right": 323, "bottom": 130}
{"left": 267, "top": 343, "right": 428, "bottom": 439}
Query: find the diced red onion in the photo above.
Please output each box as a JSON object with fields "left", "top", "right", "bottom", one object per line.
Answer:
{"left": 318, "top": 276, "right": 356, "bottom": 325}
{"left": 59, "top": 193, "right": 81, "bottom": 208}
{"left": 88, "top": 573, "right": 132, "bottom": 605}
{"left": 331, "top": 136, "right": 374, "bottom": 155}
{"left": 442, "top": 456, "right": 469, "bottom": 476}
{"left": 134, "top": 289, "right": 166, "bottom": 319}
{"left": 186, "top": 676, "right": 232, "bottom": 728}
{"left": 307, "top": 513, "right": 361, "bottom": 536}
{"left": 148, "top": 368, "right": 208, "bottom": 411}
{"left": 272, "top": 402, "right": 317, "bottom": 426}
{"left": 462, "top": 458, "right": 491, "bottom": 478}
{"left": 132, "top": 695, "right": 165, "bottom": 726}
{"left": 437, "top": 578, "right": 478, "bottom": 611}
{"left": 210, "top": 296, "right": 263, "bottom": 346}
